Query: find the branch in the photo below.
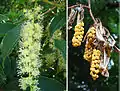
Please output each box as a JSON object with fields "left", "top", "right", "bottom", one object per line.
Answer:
{"left": 82, "top": 5, "right": 89, "bottom": 9}
{"left": 114, "top": 45, "right": 120, "bottom": 53}
{"left": 42, "top": 6, "right": 56, "bottom": 15}
{"left": 88, "top": 0, "right": 96, "bottom": 23}
{"left": 68, "top": 4, "right": 89, "bottom": 9}
{"left": 68, "top": 4, "right": 79, "bottom": 9}
{"left": 42, "top": 0, "right": 61, "bottom": 7}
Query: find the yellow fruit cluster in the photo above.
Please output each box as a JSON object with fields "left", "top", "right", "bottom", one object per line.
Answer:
{"left": 72, "top": 21, "right": 84, "bottom": 47}
{"left": 83, "top": 27, "right": 96, "bottom": 62}
{"left": 90, "top": 49, "right": 101, "bottom": 80}
{"left": 87, "top": 27, "right": 96, "bottom": 43}
{"left": 83, "top": 44, "right": 93, "bottom": 62}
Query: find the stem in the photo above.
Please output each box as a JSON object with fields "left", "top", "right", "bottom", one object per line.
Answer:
{"left": 68, "top": 4, "right": 79, "bottom": 9}
{"left": 68, "top": 4, "right": 89, "bottom": 9}
{"left": 42, "top": 6, "right": 56, "bottom": 15}
{"left": 88, "top": 0, "right": 96, "bottom": 23}
{"left": 82, "top": 5, "right": 89, "bottom": 9}
{"left": 42, "top": 0, "right": 61, "bottom": 7}
{"left": 114, "top": 45, "right": 120, "bottom": 53}
{"left": 42, "top": 0, "right": 54, "bottom": 5}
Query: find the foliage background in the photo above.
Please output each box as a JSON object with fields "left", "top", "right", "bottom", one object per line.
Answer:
{"left": 0, "top": 0, "right": 66, "bottom": 91}
{"left": 68, "top": 0, "right": 119, "bottom": 91}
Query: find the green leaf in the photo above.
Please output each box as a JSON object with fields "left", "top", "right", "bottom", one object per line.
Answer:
{"left": 1, "top": 24, "right": 21, "bottom": 60}
{"left": 3, "top": 78, "right": 20, "bottom": 91}
{"left": 18, "top": 0, "right": 26, "bottom": 4}
{"left": 54, "top": 39, "right": 66, "bottom": 60}
{"left": 108, "top": 23, "right": 118, "bottom": 34}
{"left": 0, "top": 64, "right": 6, "bottom": 87}
{"left": 4, "top": 57, "right": 11, "bottom": 77}
{"left": 0, "top": 23, "right": 16, "bottom": 36}
{"left": 38, "top": 76, "right": 65, "bottom": 91}
{"left": 0, "top": 14, "right": 9, "bottom": 22}
{"left": 3, "top": 57, "right": 16, "bottom": 79}
{"left": 49, "top": 11, "right": 66, "bottom": 37}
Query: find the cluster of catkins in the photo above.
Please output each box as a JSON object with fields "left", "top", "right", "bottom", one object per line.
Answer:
{"left": 84, "top": 27, "right": 96, "bottom": 61}
{"left": 90, "top": 49, "right": 101, "bottom": 80}
{"left": 72, "top": 21, "right": 84, "bottom": 47}
{"left": 17, "top": 6, "right": 43, "bottom": 90}
{"left": 72, "top": 25, "right": 102, "bottom": 80}
{"left": 84, "top": 27, "right": 103, "bottom": 80}
{"left": 83, "top": 27, "right": 101, "bottom": 80}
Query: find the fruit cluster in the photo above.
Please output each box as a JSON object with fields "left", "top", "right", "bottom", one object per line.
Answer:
{"left": 90, "top": 49, "right": 101, "bottom": 80}
{"left": 83, "top": 27, "right": 96, "bottom": 62}
{"left": 72, "top": 21, "right": 84, "bottom": 47}
{"left": 83, "top": 27, "right": 102, "bottom": 80}
{"left": 86, "top": 27, "right": 96, "bottom": 43}
{"left": 84, "top": 44, "right": 93, "bottom": 62}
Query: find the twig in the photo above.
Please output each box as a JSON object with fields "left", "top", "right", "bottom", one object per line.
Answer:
{"left": 114, "top": 45, "right": 120, "bottom": 53}
{"left": 68, "top": 4, "right": 89, "bottom": 9}
{"left": 42, "top": 6, "right": 56, "bottom": 15}
{"left": 68, "top": 4, "right": 80, "bottom": 9}
{"left": 82, "top": 5, "right": 89, "bottom": 9}
{"left": 88, "top": 0, "right": 96, "bottom": 23}
{"left": 83, "top": 32, "right": 88, "bottom": 42}
{"left": 42, "top": 0, "right": 61, "bottom": 7}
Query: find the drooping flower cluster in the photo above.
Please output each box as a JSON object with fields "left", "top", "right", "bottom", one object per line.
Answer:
{"left": 72, "top": 21, "right": 84, "bottom": 47}
{"left": 83, "top": 23, "right": 114, "bottom": 80}
{"left": 84, "top": 27, "right": 96, "bottom": 62}
{"left": 17, "top": 6, "right": 43, "bottom": 91}
{"left": 90, "top": 49, "right": 101, "bottom": 80}
{"left": 83, "top": 27, "right": 101, "bottom": 80}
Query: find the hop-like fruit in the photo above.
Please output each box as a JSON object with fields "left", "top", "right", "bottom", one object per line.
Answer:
{"left": 90, "top": 49, "right": 101, "bottom": 80}
{"left": 83, "top": 44, "right": 93, "bottom": 62}
{"left": 72, "top": 21, "right": 84, "bottom": 47}
{"left": 87, "top": 26, "right": 96, "bottom": 43}
{"left": 83, "top": 26, "right": 96, "bottom": 62}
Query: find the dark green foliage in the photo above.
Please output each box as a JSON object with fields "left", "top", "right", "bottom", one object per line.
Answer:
{"left": 0, "top": 14, "right": 9, "bottom": 23}
{"left": 0, "top": 23, "right": 15, "bottom": 36}
{"left": 38, "top": 76, "right": 65, "bottom": 91}
{"left": 54, "top": 39, "right": 66, "bottom": 60}
{"left": 1, "top": 24, "right": 21, "bottom": 60}
{"left": 49, "top": 11, "right": 66, "bottom": 37}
